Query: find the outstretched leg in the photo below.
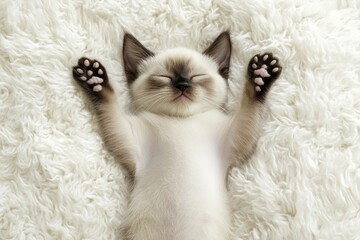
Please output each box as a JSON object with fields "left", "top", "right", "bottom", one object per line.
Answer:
{"left": 229, "top": 53, "right": 282, "bottom": 168}
{"left": 73, "top": 58, "right": 136, "bottom": 181}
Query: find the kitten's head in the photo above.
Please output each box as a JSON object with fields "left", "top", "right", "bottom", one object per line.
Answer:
{"left": 123, "top": 32, "right": 231, "bottom": 117}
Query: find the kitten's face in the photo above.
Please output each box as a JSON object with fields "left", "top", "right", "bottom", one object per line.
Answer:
{"left": 123, "top": 32, "right": 231, "bottom": 117}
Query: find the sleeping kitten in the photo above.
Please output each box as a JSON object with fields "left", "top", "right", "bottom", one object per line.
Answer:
{"left": 72, "top": 32, "right": 281, "bottom": 240}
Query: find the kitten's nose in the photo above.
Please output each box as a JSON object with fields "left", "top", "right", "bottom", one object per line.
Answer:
{"left": 173, "top": 80, "right": 191, "bottom": 92}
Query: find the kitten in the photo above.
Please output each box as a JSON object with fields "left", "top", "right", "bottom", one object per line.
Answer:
{"left": 72, "top": 32, "right": 282, "bottom": 240}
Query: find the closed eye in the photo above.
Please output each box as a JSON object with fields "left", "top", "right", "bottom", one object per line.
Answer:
{"left": 191, "top": 74, "right": 208, "bottom": 82}
{"left": 148, "top": 75, "right": 172, "bottom": 89}
{"left": 151, "top": 75, "right": 173, "bottom": 82}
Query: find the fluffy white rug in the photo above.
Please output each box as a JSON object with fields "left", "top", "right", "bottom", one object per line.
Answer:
{"left": 1, "top": 0, "right": 360, "bottom": 239}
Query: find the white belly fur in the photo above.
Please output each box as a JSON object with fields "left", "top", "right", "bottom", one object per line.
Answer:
{"left": 124, "top": 110, "right": 231, "bottom": 240}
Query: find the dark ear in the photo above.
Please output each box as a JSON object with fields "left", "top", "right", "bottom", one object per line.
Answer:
{"left": 203, "top": 31, "right": 232, "bottom": 79}
{"left": 123, "top": 33, "right": 154, "bottom": 83}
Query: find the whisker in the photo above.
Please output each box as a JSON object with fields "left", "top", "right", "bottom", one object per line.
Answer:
{"left": 131, "top": 91, "right": 170, "bottom": 113}
{"left": 129, "top": 87, "right": 227, "bottom": 115}
{"left": 202, "top": 96, "right": 227, "bottom": 112}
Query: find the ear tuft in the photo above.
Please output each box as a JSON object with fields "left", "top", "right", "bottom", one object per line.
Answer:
{"left": 123, "top": 33, "right": 154, "bottom": 83}
{"left": 203, "top": 31, "right": 232, "bottom": 79}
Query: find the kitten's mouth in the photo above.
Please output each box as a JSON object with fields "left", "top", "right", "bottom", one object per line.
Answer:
{"left": 173, "top": 93, "right": 192, "bottom": 102}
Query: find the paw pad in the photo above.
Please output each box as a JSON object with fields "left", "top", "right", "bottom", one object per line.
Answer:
{"left": 73, "top": 58, "right": 108, "bottom": 93}
{"left": 254, "top": 68, "right": 270, "bottom": 78}
{"left": 248, "top": 53, "right": 282, "bottom": 99}
{"left": 84, "top": 59, "right": 90, "bottom": 67}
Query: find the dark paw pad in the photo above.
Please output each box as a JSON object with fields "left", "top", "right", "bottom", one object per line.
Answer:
{"left": 248, "top": 53, "right": 282, "bottom": 101}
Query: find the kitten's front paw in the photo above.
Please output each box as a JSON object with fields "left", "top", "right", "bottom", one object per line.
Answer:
{"left": 248, "top": 53, "right": 282, "bottom": 102}
{"left": 72, "top": 58, "right": 112, "bottom": 101}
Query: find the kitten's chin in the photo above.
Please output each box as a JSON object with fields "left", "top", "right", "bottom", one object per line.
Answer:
{"left": 149, "top": 101, "right": 215, "bottom": 118}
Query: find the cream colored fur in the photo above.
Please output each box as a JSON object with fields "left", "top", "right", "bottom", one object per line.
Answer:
{"left": 123, "top": 110, "right": 232, "bottom": 240}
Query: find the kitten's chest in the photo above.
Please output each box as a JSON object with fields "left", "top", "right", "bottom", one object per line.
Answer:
{"left": 134, "top": 111, "right": 230, "bottom": 173}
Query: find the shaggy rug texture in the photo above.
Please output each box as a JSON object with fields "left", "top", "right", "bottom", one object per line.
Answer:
{"left": 1, "top": 0, "right": 360, "bottom": 239}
